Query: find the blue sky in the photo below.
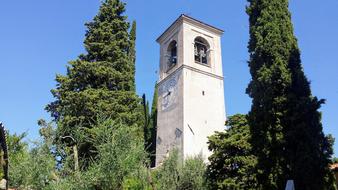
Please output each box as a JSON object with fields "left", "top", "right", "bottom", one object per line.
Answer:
{"left": 0, "top": 1, "right": 337, "bottom": 153}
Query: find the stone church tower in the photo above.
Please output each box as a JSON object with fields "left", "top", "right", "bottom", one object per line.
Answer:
{"left": 155, "top": 15, "right": 225, "bottom": 166}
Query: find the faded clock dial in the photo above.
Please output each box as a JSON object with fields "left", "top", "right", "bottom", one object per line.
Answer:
{"left": 159, "top": 73, "right": 179, "bottom": 111}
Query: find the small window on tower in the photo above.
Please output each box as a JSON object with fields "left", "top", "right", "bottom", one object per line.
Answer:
{"left": 194, "top": 37, "right": 209, "bottom": 65}
{"left": 167, "top": 40, "right": 177, "bottom": 69}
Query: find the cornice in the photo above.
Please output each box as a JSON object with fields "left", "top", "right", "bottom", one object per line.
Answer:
{"left": 157, "top": 64, "right": 223, "bottom": 86}
{"left": 156, "top": 14, "right": 224, "bottom": 44}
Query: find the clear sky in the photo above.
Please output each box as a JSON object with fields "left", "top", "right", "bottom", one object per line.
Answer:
{"left": 0, "top": 1, "right": 337, "bottom": 153}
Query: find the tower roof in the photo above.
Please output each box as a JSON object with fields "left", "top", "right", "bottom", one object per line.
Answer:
{"left": 156, "top": 14, "right": 224, "bottom": 43}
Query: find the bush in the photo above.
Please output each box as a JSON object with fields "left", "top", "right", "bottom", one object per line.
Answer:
{"left": 8, "top": 132, "right": 55, "bottom": 190}
{"left": 48, "top": 119, "right": 150, "bottom": 190}
{"left": 153, "top": 149, "right": 207, "bottom": 190}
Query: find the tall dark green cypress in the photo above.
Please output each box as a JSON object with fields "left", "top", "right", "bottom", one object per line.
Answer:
{"left": 149, "top": 83, "right": 158, "bottom": 167}
{"left": 142, "top": 94, "right": 150, "bottom": 148}
{"left": 142, "top": 83, "right": 158, "bottom": 167}
{"left": 46, "top": 0, "right": 141, "bottom": 163}
{"left": 246, "top": 0, "right": 335, "bottom": 189}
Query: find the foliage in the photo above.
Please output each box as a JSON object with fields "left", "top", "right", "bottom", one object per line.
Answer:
{"left": 246, "top": 0, "right": 336, "bottom": 189}
{"left": 26, "top": 143, "right": 56, "bottom": 190}
{"left": 149, "top": 84, "right": 158, "bottom": 167}
{"left": 142, "top": 94, "right": 150, "bottom": 148}
{"left": 333, "top": 157, "right": 338, "bottom": 164}
{"left": 129, "top": 20, "right": 136, "bottom": 91}
{"left": 86, "top": 120, "right": 148, "bottom": 189}
{"left": 8, "top": 132, "right": 29, "bottom": 188}
{"left": 8, "top": 132, "right": 56, "bottom": 190}
{"left": 0, "top": 151, "right": 3, "bottom": 179}
{"left": 0, "top": 124, "right": 8, "bottom": 180}
{"left": 179, "top": 156, "right": 206, "bottom": 190}
{"left": 143, "top": 83, "right": 158, "bottom": 167}
{"left": 153, "top": 149, "right": 207, "bottom": 190}
{"left": 153, "top": 150, "right": 180, "bottom": 189}
{"left": 9, "top": 0, "right": 338, "bottom": 189}
{"left": 46, "top": 0, "right": 142, "bottom": 166}
{"left": 48, "top": 119, "right": 149, "bottom": 190}
{"left": 207, "top": 114, "right": 258, "bottom": 189}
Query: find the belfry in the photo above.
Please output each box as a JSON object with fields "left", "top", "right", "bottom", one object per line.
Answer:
{"left": 155, "top": 15, "right": 226, "bottom": 166}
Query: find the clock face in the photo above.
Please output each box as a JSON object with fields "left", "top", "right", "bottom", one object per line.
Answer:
{"left": 159, "top": 72, "right": 179, "bottom": 111}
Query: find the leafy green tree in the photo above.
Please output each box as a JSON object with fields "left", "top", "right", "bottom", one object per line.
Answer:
{"left": 48, "top": 119, "right": 149, "bottom": 190}
{"left": 86, "top": 120, "right": 148, "bottom": 189}
{"left": 246, "top": 0, "right": 335, "bottom": 189}
{"left": 179, "top": 155, "right": 206, "bottom": 190}
{"left": 154, "top": 150, "right": 181, "bottom": 190}
{"left": 207, "top": 114, "right": 258, "bottom": 189}
{"left": 153, "top": 149, "right": 207, "bottom": 190}
{"left": 8, "top": 132, "right": 56, "bottom": 190}
{"left": 46, "top": 0, "right": 142, "bottom": 165}
{"left": 8, "top": 132, "right": 30, "bottom": 188}
{"left": 26, "top": 143, "right": 56, "bottom": 190}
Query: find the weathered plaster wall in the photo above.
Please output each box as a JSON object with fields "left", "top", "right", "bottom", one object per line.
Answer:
{"left": 156, "top": 15, "right": 225, "bottom": 166}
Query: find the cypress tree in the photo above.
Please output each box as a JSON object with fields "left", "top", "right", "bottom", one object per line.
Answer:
{"left": 46, "top": 0, "right": 141, "bottom": 163}
{"left": 142, "top": 83, "right": 158, "bottom": 167}
{"left": 149, "top": 83, "right": 158, "bottom": 167}
{"left": 246, "top": 0, "right": 335, "bottom": 189}
{"left": 142, "top": 94, "right": 150, "bottom": 149}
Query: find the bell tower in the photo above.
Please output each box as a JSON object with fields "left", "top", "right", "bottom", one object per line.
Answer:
{"left": 155, "top": 15, "right": 225, "bottom": 166}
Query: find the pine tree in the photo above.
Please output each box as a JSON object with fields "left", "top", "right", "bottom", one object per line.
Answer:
{"left": 246, "top": 0, "right": 335, "bottom": 189}
{"left": 46, "top": 0, "right": 141, "bottom": 164}
{"left": 129, "top": 21, "right": 136, "bottom": 91}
